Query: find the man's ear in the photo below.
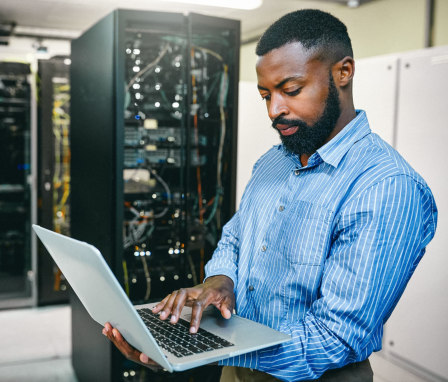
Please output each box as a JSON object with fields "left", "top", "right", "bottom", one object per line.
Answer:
{"left": 332, "top": 56, "right": 355, "bottom": 88}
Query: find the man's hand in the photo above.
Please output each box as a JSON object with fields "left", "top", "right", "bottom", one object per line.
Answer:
{"left": 152, "top": 275, "right": 235, "bottom": 334}
{"left": 102, "top": 322, "right": 161, "bottom": 371}
{"left": 102, "top": 275, "right": 234, "bottom": 369}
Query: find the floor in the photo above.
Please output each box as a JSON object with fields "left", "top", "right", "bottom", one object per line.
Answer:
{"left": 0, "top": 305, "right": 75, "bottom": 382}
{"left": 0, "top": 305, "right": 440, "bottom": 382}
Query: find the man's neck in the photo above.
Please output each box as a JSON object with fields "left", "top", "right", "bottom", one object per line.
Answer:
{"left": 300, "top": 153, "right": 310, "bottom": 167}
{"left": 326, "top": 107, "right": 357, "bottom": 144}
{"left": 300, "top": 107, "right": 357, "bottom": 167}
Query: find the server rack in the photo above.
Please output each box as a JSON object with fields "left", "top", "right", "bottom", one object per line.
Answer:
{"left": 37, "top": 56, "right": 71, "bottom": 305}
{"left": 70, "top": 9, "right": 239, "bottom": 381}
{"left": 0, "top": 61, "right": 37, "bottom": 309}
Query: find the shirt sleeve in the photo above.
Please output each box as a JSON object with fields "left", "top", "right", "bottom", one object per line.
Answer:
{"left": 220, "top": 175, "right": 437, "bottom": 381}
{"left": 204, "top": 209, "right": 240, "bottom": 287}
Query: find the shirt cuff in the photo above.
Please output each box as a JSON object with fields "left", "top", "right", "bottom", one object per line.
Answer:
{"left": 218, "top": 350, "right": 260, "bottom": 370}
{"left": 204, "top": 268, "right": 237, "bottom": 290}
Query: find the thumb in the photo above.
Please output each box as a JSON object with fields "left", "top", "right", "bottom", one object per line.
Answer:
{"left": 219, "top": 300, "right": 233, "bottom": 319}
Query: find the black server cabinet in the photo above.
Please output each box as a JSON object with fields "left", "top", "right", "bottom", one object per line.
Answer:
{"left": 37, "top": 56, "right": 71, "bottom": 305}
{"left": 0, "top": 62, "right": 34, "bottom": 307}
{"left": 71, "top": 9, "right": 239, "bottom": 381}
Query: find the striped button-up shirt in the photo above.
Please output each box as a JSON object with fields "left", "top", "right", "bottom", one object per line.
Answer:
{"left": 204, "top": 110, "right": 437, "bottom": 381}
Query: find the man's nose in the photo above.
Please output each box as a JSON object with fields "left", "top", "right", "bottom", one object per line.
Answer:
{"left": 268, "top": 94, "right": 289, "bottom": 120}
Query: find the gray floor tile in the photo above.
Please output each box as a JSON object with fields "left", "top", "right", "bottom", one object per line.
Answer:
{"left": 0, "top": 305, "right": 71, "bottom": 365}
{"left": 0, "top": 356, "right": 77, "bottom": 382}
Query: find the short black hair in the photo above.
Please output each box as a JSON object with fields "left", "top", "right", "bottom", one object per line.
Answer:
{"left": 256, "top": 9, "right": 353, "bottom": 64}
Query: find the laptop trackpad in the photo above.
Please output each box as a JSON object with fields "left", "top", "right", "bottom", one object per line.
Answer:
{"left": 182, "top": 305, "right": 231, "bottom": 328}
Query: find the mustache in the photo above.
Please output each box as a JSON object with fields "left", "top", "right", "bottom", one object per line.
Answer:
{"left": 272, "top": 116, "right": 307, "bottom": 129}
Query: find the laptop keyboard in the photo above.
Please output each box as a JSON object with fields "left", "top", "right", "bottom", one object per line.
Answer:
{"left": 138, "top": 308, "right": 234, "bottom": 358}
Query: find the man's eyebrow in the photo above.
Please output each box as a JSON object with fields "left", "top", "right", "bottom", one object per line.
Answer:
{"left": 257, "top": 76, "right": 304, "bottom": 91}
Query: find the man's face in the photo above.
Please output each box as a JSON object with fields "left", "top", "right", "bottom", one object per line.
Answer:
{"left": 256, "top": 42, "right": 341, "bottom": 156}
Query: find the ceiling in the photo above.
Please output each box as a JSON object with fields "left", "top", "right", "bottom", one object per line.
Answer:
{"left": 0, "top": 0, "right": 368, "bottom": 43}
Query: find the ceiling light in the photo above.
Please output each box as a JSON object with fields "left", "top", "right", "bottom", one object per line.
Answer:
{"left": 311, "top": 0, "right": 376, "bottom": 8}
{"left": 347, "top": 0, "right": 360, "bottom": 7}
{"left": 158, "top": 0, "right": 262, "bottom": 10}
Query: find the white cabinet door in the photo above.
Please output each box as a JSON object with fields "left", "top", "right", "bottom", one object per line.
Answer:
{"left": 353, "top": 54, "right": 399, "bottom": 146}
{"left": 383, "top": 46, "right": 448, "bottom": 380}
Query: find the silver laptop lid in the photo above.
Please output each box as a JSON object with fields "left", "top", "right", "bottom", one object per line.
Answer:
{"left": 32, "top": 224, "right": 172, "bottom": 371}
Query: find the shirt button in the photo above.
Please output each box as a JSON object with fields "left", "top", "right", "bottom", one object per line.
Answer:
{"left": 279, "top": 205, "right": 285, "bottom": 212}
{"left": 248, "top": 285, "right": 254, "bottom": 291}
{"left": 294, "top": 169, "right": 300, "bottom": 176}
{"left": 261, "top": 245, "right": 267, "bottom": 252}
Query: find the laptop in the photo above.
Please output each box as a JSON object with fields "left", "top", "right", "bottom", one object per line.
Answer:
{"left": 32, "top": 224, "right": 291, "bottom": 372}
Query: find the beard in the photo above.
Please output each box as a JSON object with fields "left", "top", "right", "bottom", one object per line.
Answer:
{"left": 272, "top": 73, "right": 341, "bottom": 157}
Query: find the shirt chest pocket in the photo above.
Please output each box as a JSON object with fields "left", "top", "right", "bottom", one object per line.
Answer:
{"left": 281, "top": 201, "right": 334, "bottom": 265}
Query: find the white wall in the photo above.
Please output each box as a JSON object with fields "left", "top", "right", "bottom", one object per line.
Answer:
{"left": 236, "top": 82, "right": 278, "bottom": 207}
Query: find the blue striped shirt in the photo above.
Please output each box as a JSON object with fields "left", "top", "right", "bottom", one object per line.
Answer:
{"left": 204, "top": 110, "right": 437, "bottom": 381}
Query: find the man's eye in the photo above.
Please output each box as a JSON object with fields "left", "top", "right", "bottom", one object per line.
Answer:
{"left": 285, "top": 88, "right": 301, "bottom": 96}
{"left": 261, "top": 94, "right": 271, "bottom": 101}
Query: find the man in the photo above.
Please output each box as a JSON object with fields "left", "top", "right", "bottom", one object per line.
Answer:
{"left": 103, "top": 9, "right": 437, "bottom": 381}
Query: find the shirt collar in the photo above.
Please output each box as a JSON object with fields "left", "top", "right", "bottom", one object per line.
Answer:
{"left": 317, "top": 110, "right": 370, "bottom": 168}
{"left": 278, "top": 110, "right": 371, "bottom": 169}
